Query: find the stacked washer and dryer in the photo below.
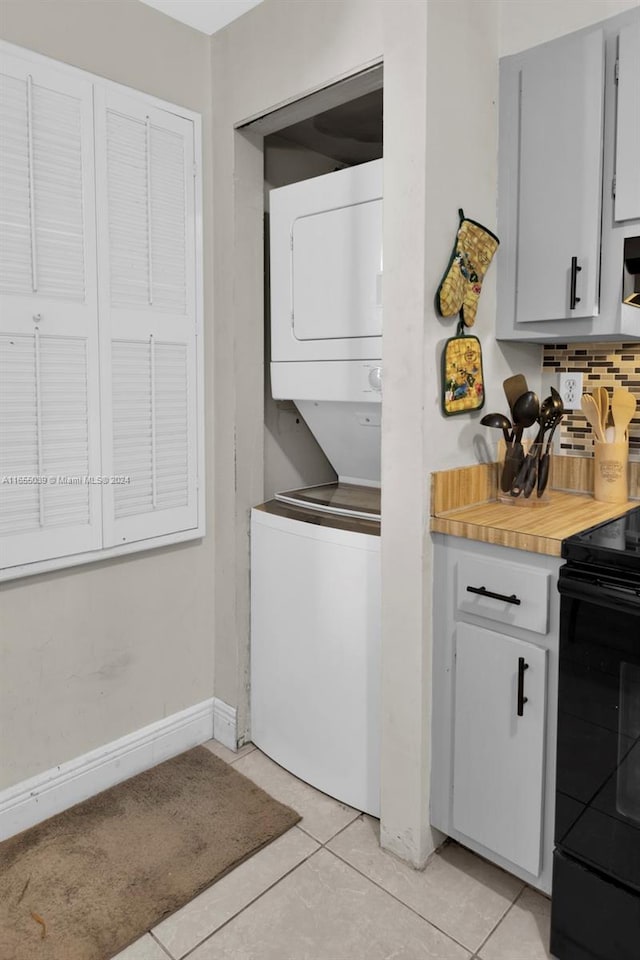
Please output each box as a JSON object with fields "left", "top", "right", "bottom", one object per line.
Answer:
{"left": 250, "top": 159, "right": 383, "bottom": 816}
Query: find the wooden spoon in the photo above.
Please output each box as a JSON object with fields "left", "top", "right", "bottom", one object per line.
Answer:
{"left": 581, "top": 393, "right": 606, "bottom": 443}
{"left": 611, "top": 388, "right": 637, "bottom": 443}
{"left": 594, "top": 386, "right": 609, "bottom": 437}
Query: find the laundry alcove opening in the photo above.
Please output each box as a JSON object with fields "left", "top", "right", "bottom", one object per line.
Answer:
{"left": 241, "top": 64, "right": 384, "bottom": 817}
{"left": 239, "top": 64, "right": 383, "bottom": 499}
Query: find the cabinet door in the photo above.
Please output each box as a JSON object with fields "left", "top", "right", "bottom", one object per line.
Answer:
{"left": 516, "top": 30, "right": 604, "bottom": 322}
{"left": 0, "top": 53, "right": 102, "bottom": 570}
{"left": 452, "top": 622, "right": 547, "bottom": 876}
{"left": 615, "top": 19, "right": 640, "bottom": 222}
{"left": 94, "top": 88, "right": 199, "bottom": 547}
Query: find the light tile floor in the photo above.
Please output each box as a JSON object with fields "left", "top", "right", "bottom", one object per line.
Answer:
{"left": 114, "top": 741, "right": 553, "bottom": 960}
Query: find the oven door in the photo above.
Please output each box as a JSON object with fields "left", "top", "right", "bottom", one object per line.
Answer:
{"left": 556, "top": 565, "right": 640, "bottom": 893}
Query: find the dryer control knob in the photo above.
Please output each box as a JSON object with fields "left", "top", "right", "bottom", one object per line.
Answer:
{"left": 368, "top": 366, "right": 382, "bottom": 391}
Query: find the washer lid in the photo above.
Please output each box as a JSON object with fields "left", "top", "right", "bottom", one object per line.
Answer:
{"left": 275, "top": 480, "right": 380, "bottom": 521}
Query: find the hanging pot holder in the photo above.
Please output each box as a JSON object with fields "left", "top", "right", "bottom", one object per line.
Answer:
{"left": 441, "top": 322, "right": 485, "bottom": 416}
{"left": 435, "top": 208, "right": 499, "bottom": 327}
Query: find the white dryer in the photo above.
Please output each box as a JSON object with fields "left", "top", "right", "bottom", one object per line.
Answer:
{"left": 269, "top": 159, "right": 383, "bottom": 484}
{"left": 269, "top": 158, "right": 383, "bottom": 366}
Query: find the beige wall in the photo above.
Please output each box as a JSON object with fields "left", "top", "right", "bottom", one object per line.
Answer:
{"left": 0, "top": 0, "right": 215, "bottom": 790}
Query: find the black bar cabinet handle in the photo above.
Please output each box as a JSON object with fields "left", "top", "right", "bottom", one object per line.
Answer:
{"left": 466, "top": 585, "right": 521, "bottom": 606}
{"left": 569, "top": 256, "right": 582, "bottom": 310}
{"left": 517, "top": 657, "right": 529, "bottom": 717}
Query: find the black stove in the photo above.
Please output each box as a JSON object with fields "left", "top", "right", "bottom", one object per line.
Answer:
{"left": 551, "top": 505, "right": 640, "bottom": 960}
{"left": 562, "top": 505, "right": 640, "bottom": 573}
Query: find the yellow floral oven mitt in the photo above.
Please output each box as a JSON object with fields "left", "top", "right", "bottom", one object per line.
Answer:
{"left": 436, "top": 209, "right": 499, "bottom": 327}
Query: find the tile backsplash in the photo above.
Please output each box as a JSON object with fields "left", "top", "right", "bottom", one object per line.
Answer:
{"left": 543, "top": 343, "right": 640, "bottom": 456}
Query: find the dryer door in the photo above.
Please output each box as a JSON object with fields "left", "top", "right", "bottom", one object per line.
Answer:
{"left": 292, "top": 199, "right": 382, "bottom": 342}
{"left": 270, "top": 159, "right": 383, "bottom": 362}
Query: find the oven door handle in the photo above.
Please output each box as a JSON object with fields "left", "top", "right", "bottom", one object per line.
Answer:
{"left": 558, "top": 574, "right": 640, "bottom": 614}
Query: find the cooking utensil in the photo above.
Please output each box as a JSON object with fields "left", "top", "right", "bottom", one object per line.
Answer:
{"left": 503, "top": 374, "right": 528, "bottom": 415}
{"left": 511, "top": 393, "right": 555, "bottom": 497}
{"left": 611, "top": 388, "right": 637, "bottom": 443}
{"left": 537, "top": 388, "right": 564, "bottom": 497}
{"left": 594, "top": 386, "right": 609, "bottom": 437}
{"left": 511, "top": 390, "right": 539, "bottom": 433}
{"left": 501, "top": 391, "right": 538, "bottom": 492}
{"left": 581, "top": 393, "right": 606, "bottom": 444}
{"left": 480, "top": 412, "right": 512, "bottom": 444}
{"left": 480, "top": 412, "right": 514, "bottom": 491}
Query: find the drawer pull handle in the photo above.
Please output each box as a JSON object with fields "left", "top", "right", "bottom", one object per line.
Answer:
{"left": 517, "top": 657, "right": 529, "bottom": 717}
{"left": 466, "top": 585, "right": 522, "bottom": 605}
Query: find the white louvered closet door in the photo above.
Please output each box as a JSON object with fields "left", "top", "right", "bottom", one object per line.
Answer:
{"left": 94, "top": 89, "right": 198, "bottom": 547}
{"left": 0, "top": 53, "right": 101, "bottom": 570}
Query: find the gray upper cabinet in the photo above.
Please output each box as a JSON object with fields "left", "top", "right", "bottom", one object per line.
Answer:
{"left": 497, "top": 7, "right": 640, "bottom": 343}
{"left": 516, "top": 30, "right": 604, "bottom": 324}
{"left": 615, "top": 20, "right": 640, "bottom": 223}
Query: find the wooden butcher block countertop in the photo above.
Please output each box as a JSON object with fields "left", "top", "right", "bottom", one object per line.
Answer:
{"left": 430, "top": 461, "right": 639, "bottom": 557}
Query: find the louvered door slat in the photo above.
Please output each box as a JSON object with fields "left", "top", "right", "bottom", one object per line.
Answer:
{"left": 0, "top": 52, "right": 101, "bottom": 573}
{"left": 104, "top": 112, "right": 188, "bottom": 314}
{"left": 0, "top": 334, "right": 93, "bottom": 544}
{"left": 0, "top": 336, "right": 38, "bottom": 534}
{"left": 96, "top": 88, "right": 198, "bottom": 547}
{"left": 0, "top": 73, "right": 31, "bottom": 295}
{"left": 154, "top": 342, "right": 188, "bottom": 510}
{"left": 106, "top": 112, "right": 150, "bottom": 309}
{"left": 0, "top": 67, "right": 86, "bottom": 301}
{"left": 112, "top": 339, "right": 153, "bottom": 519}
{"left": 150, "top": 127, "right": 187, "bottom": 313}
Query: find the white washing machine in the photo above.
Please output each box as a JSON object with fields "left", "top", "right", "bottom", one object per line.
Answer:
{"left": 250, "top": 483, "right": 381, "bottom": 816}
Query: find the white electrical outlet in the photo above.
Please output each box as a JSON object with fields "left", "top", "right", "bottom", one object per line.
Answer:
{"left": 558, "top": 372, "right": 583, "bottom": 410}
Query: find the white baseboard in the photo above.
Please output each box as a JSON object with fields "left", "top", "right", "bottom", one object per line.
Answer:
{"left": 213, "top": 697, "right": 237, "bottom": 751}
{"left": 0, "top": 698, "right": 215, "bottom": 842}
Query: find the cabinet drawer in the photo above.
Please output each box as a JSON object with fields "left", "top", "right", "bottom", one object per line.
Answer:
{"left": 456, "top": 554, "right": 550, "bottom": 634}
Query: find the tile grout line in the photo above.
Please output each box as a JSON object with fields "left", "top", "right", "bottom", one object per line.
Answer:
{"left": 323, "top": 844, "right": 477, "bottom": 957}
{"left": 472, "top": 883, "right": 529, "bottom": 959}
{"left": 149, "top": 929, "right": 177, "bottom": 960}
{"left": 185, "top": 753, "right": 536, "bottom": 960}
{"left": 155, "top": 806, "right": 364, "bottom": 960}
{"left": 318, "top": 811, "right": 365, "bottom": 847}
{"left": 169, "top": 808, "right": 365, "bottom": 957}
{"left": 166, "top": 840, "right": 325, "bottom": 960}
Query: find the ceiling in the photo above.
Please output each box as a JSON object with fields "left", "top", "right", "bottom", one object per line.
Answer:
{"left": 139, "top": 0, "right": 264, "bottom": 35}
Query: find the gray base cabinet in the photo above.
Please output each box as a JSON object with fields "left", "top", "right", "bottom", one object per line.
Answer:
{"left": 497, "top": 6, "right": 640, "bottom": 343}
{"left": 431, "top": 535, "right": 562, "bottom": 894}
{"left": 452, "top": 622, "right": 547, "bottom": 878}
